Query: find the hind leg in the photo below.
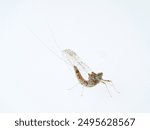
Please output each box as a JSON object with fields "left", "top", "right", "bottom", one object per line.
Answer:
{"left": 101, "top": 81, "right": 112, "bottom": 97}
{"left": 102, "top": 80, "right": 120, "bottom": 94}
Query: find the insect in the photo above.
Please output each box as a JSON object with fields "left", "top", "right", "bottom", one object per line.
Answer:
{"left": 28, "top": 27, "right": 119, "bottom": 97}
{"left": 62, "top": 49, "right": 110, "bottom": 87}
{"left": 62, "top": 49, "right": 119, "bottom": 97}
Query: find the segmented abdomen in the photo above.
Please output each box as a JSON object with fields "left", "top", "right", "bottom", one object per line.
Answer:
{"left": 73, "top": 66, "right": 88, "bottom": 86}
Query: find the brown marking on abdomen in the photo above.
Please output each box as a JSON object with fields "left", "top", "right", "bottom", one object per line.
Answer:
{"left": 73, "top": 66, "right": 88, "bottom": 86}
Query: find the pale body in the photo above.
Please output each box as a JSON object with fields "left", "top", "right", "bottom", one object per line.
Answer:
{"left": 62, "top": 49, "right": 112, "bottom": 88}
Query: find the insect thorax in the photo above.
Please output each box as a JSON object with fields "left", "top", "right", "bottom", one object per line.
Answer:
{"left": 86, "top": 72, "right": 103, "bottom": 87}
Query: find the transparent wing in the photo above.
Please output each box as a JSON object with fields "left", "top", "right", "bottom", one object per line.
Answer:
{"left": 62, "top": 49, "right": 92, "bottom": 74}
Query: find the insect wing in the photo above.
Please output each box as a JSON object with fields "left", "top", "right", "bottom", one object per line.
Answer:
{"left": 62, "top": 49, "right": 92, "bottom": 74}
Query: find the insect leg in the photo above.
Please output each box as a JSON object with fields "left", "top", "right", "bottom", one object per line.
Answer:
{"left": 101, "top": 81, "right": 112, "bottom": 97}
{"left": 102, "top": 80, "right": 120, "bottom": 94}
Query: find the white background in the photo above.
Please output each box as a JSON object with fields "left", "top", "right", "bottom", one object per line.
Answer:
{"left": 0, "top": 0, "right": 150, "bottom": 112}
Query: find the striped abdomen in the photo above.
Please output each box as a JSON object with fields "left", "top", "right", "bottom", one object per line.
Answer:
{"left": 73, "top": 65, "right": 100, "bottom": 87}
{"left": 73, "top": 66, "right": 88, "bottom": 86}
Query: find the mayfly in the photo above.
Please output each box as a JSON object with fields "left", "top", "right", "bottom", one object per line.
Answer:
{"left": 62, "top": 49, "right": 111, "bottom": 87}
{"left": 62, "top": 49, "right": 119, "bottom": 97}
{"left": 28, "top": 27, "right": 119, "bottom": 97}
